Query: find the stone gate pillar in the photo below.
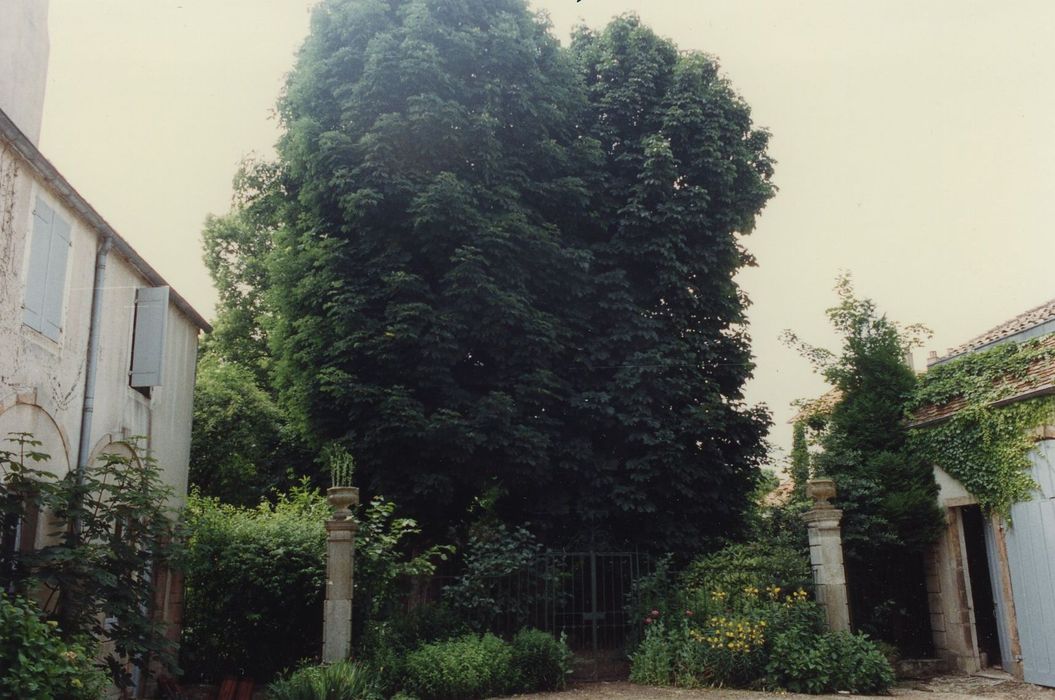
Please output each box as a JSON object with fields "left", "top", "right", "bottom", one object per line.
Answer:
{"left": 804, "top": 478, "right": 852, "bottom": 632}
{"left": 323, "top": 486, "right": 359, "bottom": 662}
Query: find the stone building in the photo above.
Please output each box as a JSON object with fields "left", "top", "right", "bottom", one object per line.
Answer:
{"left": 1, "top": 0, "right": 210, "bottom": 694}
{"left": 915, "top": 299, "right": 1055, "bottom": 686}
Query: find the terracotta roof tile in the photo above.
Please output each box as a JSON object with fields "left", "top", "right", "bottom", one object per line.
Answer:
{"left": 937, "top": 297, "right": 1055, "bottom": 362}
{"left": 911, "top": 332, "right": 1055, "bottom": 426}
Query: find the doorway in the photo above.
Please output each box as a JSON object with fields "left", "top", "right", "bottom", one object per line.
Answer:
{"left": 961, "top": 505, "right": 1002, "bottom": 668}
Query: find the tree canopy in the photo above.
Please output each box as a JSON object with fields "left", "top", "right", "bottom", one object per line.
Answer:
{"left": 205, "top": 0, "right": 774, "bottom": 552}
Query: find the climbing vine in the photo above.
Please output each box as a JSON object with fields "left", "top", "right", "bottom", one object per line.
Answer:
{"left": 908, "top": 336, "right": 1055, "bottom": 518}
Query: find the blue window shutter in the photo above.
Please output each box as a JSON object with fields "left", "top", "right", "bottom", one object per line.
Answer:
{"left": 129, "top": 286, "right": 169, "bottom": 388}
{"left": 23, "top": 198, "right": 54, "bottom": 332}
{"left": 40, "top": 214, "right": 71, "bottom": 341}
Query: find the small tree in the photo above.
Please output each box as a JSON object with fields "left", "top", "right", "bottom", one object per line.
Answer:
{"left": 0, "top": 434, "right": 182, "bottom": 690}
{"left": 783, "top": 275, "right": 943, "bottom": 653}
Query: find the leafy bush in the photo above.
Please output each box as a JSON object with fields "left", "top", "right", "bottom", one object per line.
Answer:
{"left": 267, "top": 661, "right": 381, "bottom": 700}
{"left": 510, "top": 628, "right": 572, "bottom": 692}
{"left": 682, "top": 542, "right": 812, "bottom": 595}
{"left": 402, "top": 633, "right": 514, "bottom": 700}
{"left": 360, "top": 604, "right": 468, "bottom": 694}
{"left": 766, "top": 629, "right": 895, "bottom": 694}
{"left": 628, "top": 583, "right": 894, "bottom": 694}
{"left": 182, "top": 487, "right": 450, "bottom": 683}
{"left": 628, "top": 620, "right": 675, "bottom": 686}
{"left": 181, "top": 486, "right": 328, "bottom": 682}
{"left": 442, "top": 520, "right": 547, "bottom": 631}
{"left": 0, "top": 592, "right": 107, "bottom": 700}
{"left": 1, "top": 435, "right": 182, "bottom": 690}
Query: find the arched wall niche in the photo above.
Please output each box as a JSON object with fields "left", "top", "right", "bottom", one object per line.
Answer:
{"left": 0, "top": 387, "right": 71, "bottom": 477}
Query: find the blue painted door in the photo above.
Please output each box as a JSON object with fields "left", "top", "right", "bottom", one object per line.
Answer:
{"left": 1004, "top": 439, "right": 1055, "bottom": 687}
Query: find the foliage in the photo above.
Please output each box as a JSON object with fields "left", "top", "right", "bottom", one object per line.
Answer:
{"left": 355, "top": 496, "right": 453, "bottom": 621}
{"left": 628, "top": 619, "right": 676, "bottom": 686}
{"left": 628, "top": 541, "right": 810, "bottom": 635}
{"left": 267, "top": 661, "right": 381, "bottom": 700}
{"left": 326, "top": 443, "right": 356, "bottom": 488}
{"left": 239, "top": 0, "right": 776, "bottom": 552}
{"left": 784, "top": 275, "right": 943, "bottom": 652}
{"left": 0, "top": 592, "right": 107, "bottom": 700}
{"left": 681, "top": 542, "right": 812, "bottom": 596}
{"left": 628, "top": 583, "right": 893, "bottom": 693}
{"left": 191, "top": 354, "right": 303, "bottom": 505}
{"left": 766, "top": 629, "right": 895, "bottom": 694}
{"left": 790, "top": 421, "right": 810, "bottom": 495}
{"left": 181, "top": 486, "right": 448, "bottom": 683}
{"left": 908, "top": 336, "right": 1055, "bottom": 518}
{"left": 359, "top": 604, "right": 468, "bottom": 695}
{"left": 402, "top": 633, "right": 514, "bottom": 700}
{"left": 200, "top": 157, "right": 284, "bottom": 384}
{"left": 625, "top": 537, "right": 891, "bottom": 693}
{"left": 180, "top": 486, "right": 328, "bottom": 682}
{"left": 0, "top": 434, "right": 183, "bottom": 690}
{"left": 509, "top": 628, "right": 573, "bottom": 692}
{"left": 442, "top": 519, "right": 546, "bottom": 630}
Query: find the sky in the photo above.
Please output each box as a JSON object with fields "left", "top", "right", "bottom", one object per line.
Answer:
{"left": 38, "top": 0, "right": 1055, "bottom": 460}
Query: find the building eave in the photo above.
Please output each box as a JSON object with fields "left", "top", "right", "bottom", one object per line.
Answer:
{"left": 0, "top": 107, "right": 212, "bottom": 333}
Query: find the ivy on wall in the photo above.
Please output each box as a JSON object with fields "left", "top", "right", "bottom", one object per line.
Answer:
{"left": 908, "top": 336, "right": 1055, "bottom": 519}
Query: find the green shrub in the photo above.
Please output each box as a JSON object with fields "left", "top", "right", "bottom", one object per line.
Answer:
{"left": 403, "top": 633, "right": 514, "bottom": 700}
{"left": 181, "top": 486, "right": 328, "bottom": 682}
{"left": 510, "top": 628, "right": 572, "bottom": 692}
{"left": 628, "top": 620, "right": 674, "bottom": 686}
{"left": 682, "top": 542, "right": 812, "bottom": 596}
{"left": 629, "top": 582, "right": 893, "bottom": 694}
{"left": 360, "top": 604, "right": 467, "bottom": 695}
{"left": 267, "top": 661, "right": 381, "bottom": 700}
{"left": 1, "top": 435, "right": 182, "bottom": 690}
{"left": 182, "top": 487, "right": 448, "bottom": 684}
{"left": 0, "top": 592, "right": 107, "bottom": 700}
{"left": 766, "top": 629, "right": 894, "bottom": 694}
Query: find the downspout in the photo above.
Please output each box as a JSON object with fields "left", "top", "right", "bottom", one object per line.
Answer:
{"left": 74, "top": 235, "right": 112, "bottom": 521}
{"left": 58, "top": 235, "right": 111, "bottom": 631}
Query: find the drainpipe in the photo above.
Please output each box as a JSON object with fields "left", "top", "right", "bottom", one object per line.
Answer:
{"left": 74, "top": 235, "right": 112, "bottom": 522}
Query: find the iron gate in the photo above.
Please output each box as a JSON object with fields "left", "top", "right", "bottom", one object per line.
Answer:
{"left": 432, "top": 551, "right": 653, "bottom": 650}
{"left": 546, "top": 551, "right": 652, "bottom": 650}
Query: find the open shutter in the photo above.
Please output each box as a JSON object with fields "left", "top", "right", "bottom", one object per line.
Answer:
{"left": 129, "top": 286, "right": 169, "bottom": 388}
{"left": 22, "top": 198, "right": 54, "bottom": 332}
{"left": 40, "top": 214, "right": 71, "bottom": 341}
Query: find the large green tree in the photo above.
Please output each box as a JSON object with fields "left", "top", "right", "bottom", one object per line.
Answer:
{"left": 237, "top": 0, "right": 772, "bottom": 552}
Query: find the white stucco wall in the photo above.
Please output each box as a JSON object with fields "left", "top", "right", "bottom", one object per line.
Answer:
{"left": 934, "top": 464, "right": 978, "bottom": 506}
{"left": 0, "top": 0, "right": 50, "bottom": 145}
{"left": 0, "top": 138, "right": 199, "bottom": 503}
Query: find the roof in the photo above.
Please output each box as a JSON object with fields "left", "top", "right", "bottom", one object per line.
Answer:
{"left": 0, "top": 108, "right": 212, "bottom": 333}
{"left": 789, "top": 387, "right": 841, "bottom": 424}
{"left": 931, "top": 297, "right": 1055, "bottom": 365}
{"left": 912, "top": 331, "right": 1055, "bottom": 427}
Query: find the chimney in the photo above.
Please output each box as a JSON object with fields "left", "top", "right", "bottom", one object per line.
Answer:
{"left": 0, "top": 0, "right": 51, "bottom": 146}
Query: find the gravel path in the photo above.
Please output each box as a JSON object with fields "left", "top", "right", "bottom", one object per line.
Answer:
{"left": 506, "top": 674, "right": 1055, "bottom": 700}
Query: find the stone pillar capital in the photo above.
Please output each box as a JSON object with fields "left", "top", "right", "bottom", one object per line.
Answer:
{"left": 803, "top": 507, "right": 843, "bottom": 528}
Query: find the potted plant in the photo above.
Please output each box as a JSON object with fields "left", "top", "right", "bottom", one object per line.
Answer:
{"left": 325, "top": 444, "right": 358, "bottom": 517}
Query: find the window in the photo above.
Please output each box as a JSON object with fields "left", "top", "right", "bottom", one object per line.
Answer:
{"left": 23, "top": 197, "right": 71, "bottom": 341}
{"left": 129, "top": 286, "right": 169, "bottom": 391}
